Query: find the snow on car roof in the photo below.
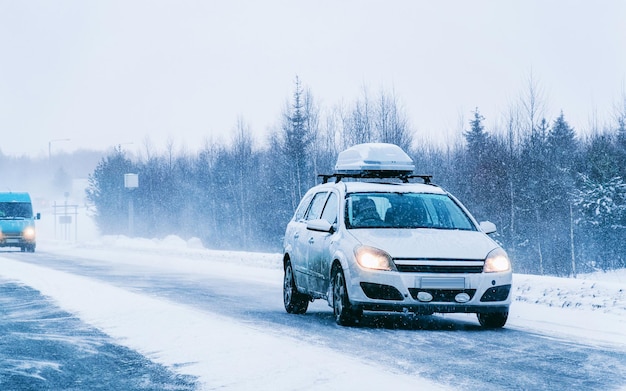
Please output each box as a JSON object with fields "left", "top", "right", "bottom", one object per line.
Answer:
{"left": 342, "top": 181, "right": 446, "bottom": 194}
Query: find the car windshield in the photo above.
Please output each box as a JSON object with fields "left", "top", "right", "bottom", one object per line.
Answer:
{"left": 0, "top": 202, "right": 33, "bottom": 219}
{"left": 346, "top": 192, "right": 475, "bottom": 230}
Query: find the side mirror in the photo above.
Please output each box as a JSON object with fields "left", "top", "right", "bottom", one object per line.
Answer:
{"left": 306, "top": 219, "right": 334, "bottom": 233}
{"left": 35, "top": 213, "right": 41, "bottom": 220}
{"left": 479, "top": 221, "right": 496, "bottom": 234}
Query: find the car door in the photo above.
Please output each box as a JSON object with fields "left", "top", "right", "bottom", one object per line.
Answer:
{"left": 287, "top": 192, "right": 315, "bottom": 289}
{"left": 292, "top": 191, "right": 328, "bottom": 292}
{"left": 306, "top": 191, "right": 338, "bottom": 295}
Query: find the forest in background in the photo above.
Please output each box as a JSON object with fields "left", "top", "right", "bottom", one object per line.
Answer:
{"left": 4, "top": 76, "right": 625, "bottom": 277}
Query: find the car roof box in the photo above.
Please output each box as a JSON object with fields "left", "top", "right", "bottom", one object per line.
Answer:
{"left": 334, "top": 143, "right": 415, "bottom": 175}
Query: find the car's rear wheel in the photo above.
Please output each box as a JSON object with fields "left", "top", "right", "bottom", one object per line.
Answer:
{"left": 332, "top": 267, "right": 362, "bottom": 326}
{"left": 283, "top": 262, "right": 309, "bottom": 314}
{"left": 477, "top": 310, "right": 508, "bottom": 328}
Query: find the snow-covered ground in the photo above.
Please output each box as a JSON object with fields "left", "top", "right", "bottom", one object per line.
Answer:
{"left": 0, "top": 206, "right": 625, "bottom": 389}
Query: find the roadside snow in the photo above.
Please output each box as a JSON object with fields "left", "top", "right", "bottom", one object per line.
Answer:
{"left": 514, "top": 273, "right": 625, "bottom": 316}
{"left": 507, "top": 273, "right": 626, "bottom": 350}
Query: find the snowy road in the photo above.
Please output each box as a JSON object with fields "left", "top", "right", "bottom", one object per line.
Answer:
{"left": 0, "top": 279, "right": 197, "bottom": 390}
{"left": 1, "top": 238, "right": 625, "bottom": 390}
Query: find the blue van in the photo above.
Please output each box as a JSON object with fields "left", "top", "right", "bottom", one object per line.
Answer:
{"left": 0, "top": 192, "right": 40, "bottom": 252}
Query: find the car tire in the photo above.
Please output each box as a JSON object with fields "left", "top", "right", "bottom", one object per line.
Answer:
{"left": 283, "top": 262, "right": 309, "bottom": 314}
{"left": 477, "top": 310, "right": 508, "bottom": 328}
{"left": 332, "top": 267, "right": 362, "bottom": 326}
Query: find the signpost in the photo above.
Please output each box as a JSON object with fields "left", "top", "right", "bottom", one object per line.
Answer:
{"left": 53, "top": 197, "right": 78, "bottom": 241}
{"left": 124, "top": 173, "right": 139, "bottom": 237}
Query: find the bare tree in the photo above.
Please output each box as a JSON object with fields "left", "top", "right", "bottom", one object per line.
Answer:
{"left": 340, "top": 84, "right": 373, "bottom": 149}
{"left": 614, "top": 86, "right": 626, "bottom": 144}
{"left": 519, "top": 70, "right": 549, "bottom": 138}
{"left": 229, "top": 117, "right": 255, "bottom": 247}
{"left": 303, "top": 89, "right": 324, "bottom": 182}
{"left": 165, "top": 137, "right": 175, "bottom": 172}
{"left": 373, "top": 88, "right": 413, "bottom": 151}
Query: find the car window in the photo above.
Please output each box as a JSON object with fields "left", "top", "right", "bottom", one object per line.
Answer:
{"left": 305, "top": 192, "right": 329, "bottom": 221}
{"left": 421, "top": 195, "right": 474, "bottom": 230}
{"left": 347, "top": 192, "right": 475, "bottom": 230}
{"left": 294, "top": 193, "right": 315, "bottom": 221}
{"left": 346, "top": 195, "right": 386, "bottom": 228}
{"left": 320, "top": 192, "right": 338, "bottom": 224}
{"left": 0, "top": 202, "right": 33, "bottom": 218}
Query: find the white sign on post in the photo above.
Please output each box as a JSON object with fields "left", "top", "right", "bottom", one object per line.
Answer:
{"left": 124, "top": 173, "right": 139, "bottom": 189}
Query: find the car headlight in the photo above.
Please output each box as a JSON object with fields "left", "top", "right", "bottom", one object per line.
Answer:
{"left": 483, "top": 248, "right": 511, "bottom": 273}
{"left": 23, "top": 227, "right": 36, "bottom": 240}
{"left": 354, "top": 246, "right": 397, "bottom": 271}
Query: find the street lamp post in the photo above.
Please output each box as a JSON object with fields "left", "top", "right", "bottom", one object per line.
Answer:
{"left": 48, "top": 138, "right": 71, "bottom": 160}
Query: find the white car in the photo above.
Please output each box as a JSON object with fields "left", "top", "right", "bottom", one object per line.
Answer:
{"left": 282, "top": 143, "right": 512, "bottom": 328}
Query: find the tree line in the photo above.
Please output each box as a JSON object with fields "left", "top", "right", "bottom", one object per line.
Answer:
{"left": 86, "top": 76, "right": 626, "bottom": 276}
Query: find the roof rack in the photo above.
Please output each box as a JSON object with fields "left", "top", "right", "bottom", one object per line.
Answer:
{"left": 319, "top": 171, "right": 433, "bottom": 184}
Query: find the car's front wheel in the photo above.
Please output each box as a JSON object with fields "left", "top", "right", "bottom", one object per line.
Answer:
{"left": 477, "top": 310, "right": 508, "bottom": 328}
{"left": 332, "top": 267, "right": 362, "bottom": 326}
{"left": 283, "top": 261, "right": 309, "bottom": 314}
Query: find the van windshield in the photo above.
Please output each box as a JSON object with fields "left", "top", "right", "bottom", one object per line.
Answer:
{"left": 0, "top": 202, "right": 33, "bottom": 219}
{"left": 346, "top": 192, "right": 475, "bottom": 230}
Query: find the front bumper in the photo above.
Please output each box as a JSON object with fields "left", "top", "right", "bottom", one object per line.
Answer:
{"left": 0, "top": 234, "right": 35, "bottom": 248}
{"left": 347, "top": 267, "right": 512, "bottom": 315}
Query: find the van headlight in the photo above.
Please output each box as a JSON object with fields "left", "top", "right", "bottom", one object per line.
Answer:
{"left": 483, "top": 248, "right": 511, "bottom": 273}
{"left": 23, "top": 227, "right": 36, "bottom": 240}
{"left": 354, "top": 246, "right": 397, "bottom": 271}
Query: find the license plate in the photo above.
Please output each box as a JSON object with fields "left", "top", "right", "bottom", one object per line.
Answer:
{"left": 6, "top": 239, "right": 19, "bottom": 244}
{"left": 418, "top": 277, "right": 465, "bottom": 289}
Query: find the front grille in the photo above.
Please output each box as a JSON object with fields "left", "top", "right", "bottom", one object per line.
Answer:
{"left": 397, "top": 264, "right": 483, "bottom": 273}
{"left": 395, "top": 259, "right": 484, "bottom": 274}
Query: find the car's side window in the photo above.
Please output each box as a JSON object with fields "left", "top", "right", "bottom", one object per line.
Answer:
{"left": 305, "top": 192, "right": 329, "bottom": 221}
{"left": 294, "top": 193, "right": 315, "bottom": 221}
{"left": 320, "top": 192, "right": 338, "bottom": 224}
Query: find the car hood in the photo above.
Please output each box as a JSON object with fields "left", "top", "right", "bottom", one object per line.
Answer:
{"left": 0, "top": 219, "right": 31, "bottom": 233}
{"left": 347, "top": 228, "right": 498, "bottom": 260}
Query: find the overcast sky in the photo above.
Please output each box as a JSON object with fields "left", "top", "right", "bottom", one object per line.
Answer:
{"left": 1, "top": 1, "right": 625, "bottom": 157}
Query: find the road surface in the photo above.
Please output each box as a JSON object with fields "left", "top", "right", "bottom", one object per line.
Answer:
{"left": 0, "top": 246, "right": 624, "bottom": 390}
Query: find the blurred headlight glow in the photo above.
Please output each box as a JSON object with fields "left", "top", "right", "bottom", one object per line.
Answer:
{"left": 483, "top": 248, "right": 511, "bottom": 273}
{"left": 23, "top": 227, "right": 36, "bottom": 240}
{"left": 354, "top": 246, "right": 396, "bottom": 271}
